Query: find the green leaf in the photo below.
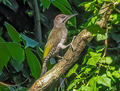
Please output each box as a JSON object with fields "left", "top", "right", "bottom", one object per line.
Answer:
{"left": 40, "top": 0, "right": 51, "bottom": 11}
{"left": 96, "top": 45, "right": 106, "bottom": 53}
{"left": 109, "top": 66, "right": 115, "bottom": 70}
{"left": 10, "top": 59, "right": 23, "bottom": 72}
{"left": 23, "top": 0, "right": 27, "bottom": 4}
{"left": 0, "top": 46, "right": 10, "bottom": 70}
{"left": 80, "top": 85, "right": 93, "bottom": 91}
{"left": 3, "top": 0, "right": 6, "bottom": 5}
{"left": 67, "top": 79, "right": 80, "bottom": 90}
{"left": 4, "top": 22, "right": 20, "bottom": 43}
{"left": 117, "top": 14, "right": 120, "bottom": 22}
{"left": 20, "top": 33, "right": 39, "bottom": 48}
{"left": 111, "top": 31, "right": 120, "bottom": 43}
{"left": 7, "top": 43, "right": 25, "bottom": 63}
{"left": 25, "top": 48, "right": 41, "bottom": 79}
{"left": 99, "top": 57, "right": 106, "bottom": 63}
{"left": 106, "top": 70, "right": 115, "bottom": 82}
{"left": 87, "top": 24, "right": 100, "bottom": 35}
{"left": 82, "top": 54, "right": 90, "bottom": 64}
{"left": 56, "top": 0, "right": 72, "bottom": 10}
{"left": 91, "top": 16, "right": 97, "bottom": 24}
{"left": 97, "top": 33, "right": 108, "bottom": 41}
{"left": 88, "top": 77, "right": 97, "bottom": 91}
{"left": 97, "top": 74, "right": 111, "bottom": 88}
{"left": 86, "top": 52, "right": 101, "bottom": 66}
{"left": 105, "top": 57, "right": 112, "bottom": 64}
{"left": 52, "top": 1, "right": 76, "bottom": 27}
{"left": 118, "top": 68, "right": 120, "bottom": 73}
{"left": 84, "top": 67, "right": 91, "bottom": 74}
{"left": 66, "top": 64, "right": 78, "bottom": 77}
{"left": 67, "top": 80, "right": 76, "bottom": 90}
{"left": 0, "top": 37, "right": 5, "bottom": 42}
{"left": 109, "top": 14, "right": 118, "bottom": 24}
{"left": 0, "top": 43, "right": 10, "bottom": 56}
{"left": 79, "top": 1, "right": 95, "bottom": 11}
{"left": 0, "top": 84, "right": 11, "bottom": 91}
{"left": 6, "top": 0, "right": 12, "bottom": 5}
{"left": 100, "top": 57, "right": 112, "bottom": 64}
{"left": 112, "top": 71, "right": 120, "bottom": 78}
{"left": 88, "top": 47, "right": 93, "bottom": 53}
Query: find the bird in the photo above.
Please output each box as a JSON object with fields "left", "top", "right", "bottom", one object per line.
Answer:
{"left": 40, "top": 13, "right": 78, "bottom": 77}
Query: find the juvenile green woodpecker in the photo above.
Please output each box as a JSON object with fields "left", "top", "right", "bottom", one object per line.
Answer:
{"left": 40, "top": 14, "right": 77, "bottom": 77}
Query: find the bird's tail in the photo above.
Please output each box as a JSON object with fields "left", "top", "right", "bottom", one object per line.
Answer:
{"left": 40, "top": 59, "right": 47, "bottom": 77}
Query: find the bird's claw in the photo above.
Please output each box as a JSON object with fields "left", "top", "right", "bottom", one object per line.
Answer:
{"left": 56, "top": 54, "right": 63, "bottom": 59}
{"left": 70, "top": 36, "right": 76, "bottom": 50}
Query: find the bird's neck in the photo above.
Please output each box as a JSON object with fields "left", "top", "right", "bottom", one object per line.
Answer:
{"left": 54, "top": 23, "right": 65, "bottom": 28}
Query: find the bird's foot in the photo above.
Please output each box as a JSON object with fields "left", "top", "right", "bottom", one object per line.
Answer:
{"left": 70, "top": 36, "right": 76, "bottom": 49}
{"left": 56, "top": 54, "right": 63, "bottom": 59}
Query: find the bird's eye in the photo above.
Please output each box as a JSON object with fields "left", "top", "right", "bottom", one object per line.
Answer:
{"left": 61, "top": 16, "right": 65, "bottom": 18}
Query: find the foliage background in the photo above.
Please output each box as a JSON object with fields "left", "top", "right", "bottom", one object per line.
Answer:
{"left": 0, "top": 0, "right": 120, "bottom": 91}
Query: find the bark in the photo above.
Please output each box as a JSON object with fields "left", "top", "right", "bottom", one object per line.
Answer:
{"left": 27, "top": 29, "right": 93, "bottom": 91}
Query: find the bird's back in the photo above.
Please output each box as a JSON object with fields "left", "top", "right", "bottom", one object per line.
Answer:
{"left": 43, "top": 27, "right": 62, "bottom": 59}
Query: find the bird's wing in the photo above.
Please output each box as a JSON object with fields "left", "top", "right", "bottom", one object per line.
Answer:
{"left": 43, "top": 28, "right": 62, "bottom": 58}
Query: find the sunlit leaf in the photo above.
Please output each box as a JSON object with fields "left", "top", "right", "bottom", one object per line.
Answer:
{"left": 99, "top": 57, "right": 106, "bottom": 63}
{"left": 84, "top": 67, "right": 91, "bottom": 74}
{"left": 88, "top": 77, "right": 97, "bottom": 91}
{"left": 66, "top": 64, "right": 79, "bottom": 77}
{"left": 105, "top": 57, "right": 112, "bottom": 64}
{"left": 97, "top": 33, "right": 108, "bottom": 41}
{"left": 67, "top": 79, "right": 80, "bottom": 90}
{"left": 109, "top": 66, "right": 115, "bottom": 70}
{"left": 117, "top": 14, "right": 120, "bottom": 22}
{"left": 97, "top": 74, "right": 111, "bottom": 88}
{"left": 96, "top": 45, "right": 106, "bottom": 53}
{"left": 109, "top": 14, "right": 118, "bottom": 24}
{"left": 88, "top": 47, "right": 93, "bottom": 53}
{"left": 79, "top": 1, "right": 95, "bottom": 11}
{"left": 80, "top": 85, "right": 93, "bottom": 91}
{"left": 112, "top": 71, "right": 120, "bottom": 78}
{"left": 82, "top": 54, "right": 90, "bottom": 64}
{"left": 91, "top": 16, "right": 97, "bottom": 24}
{"left": 86, "top": 52, "right": 101, "bottom": 66}
{"left": 106, "top": 70, "right": 115, "bottom": 82}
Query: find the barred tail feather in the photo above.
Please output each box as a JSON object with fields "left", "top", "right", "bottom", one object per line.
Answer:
{"left": 40, "top": 59, "right": 47, "bottom": 77}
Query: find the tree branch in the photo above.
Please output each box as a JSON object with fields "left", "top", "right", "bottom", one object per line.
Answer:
{"left": 27, "top": 29, "right": 93, "bottom": 91}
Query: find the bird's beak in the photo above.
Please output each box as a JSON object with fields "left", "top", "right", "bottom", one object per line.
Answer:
{"left": 64, "top": 13, "right": 78, "bottom": 23}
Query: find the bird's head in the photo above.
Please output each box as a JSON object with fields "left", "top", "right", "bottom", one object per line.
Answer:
{"left": 53, "top": 14, "right": 78, "bottom": 28}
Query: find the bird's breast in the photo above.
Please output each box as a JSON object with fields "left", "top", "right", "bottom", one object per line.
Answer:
{"left": 60, "top": 27, "right": 68, "bottom": 44}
